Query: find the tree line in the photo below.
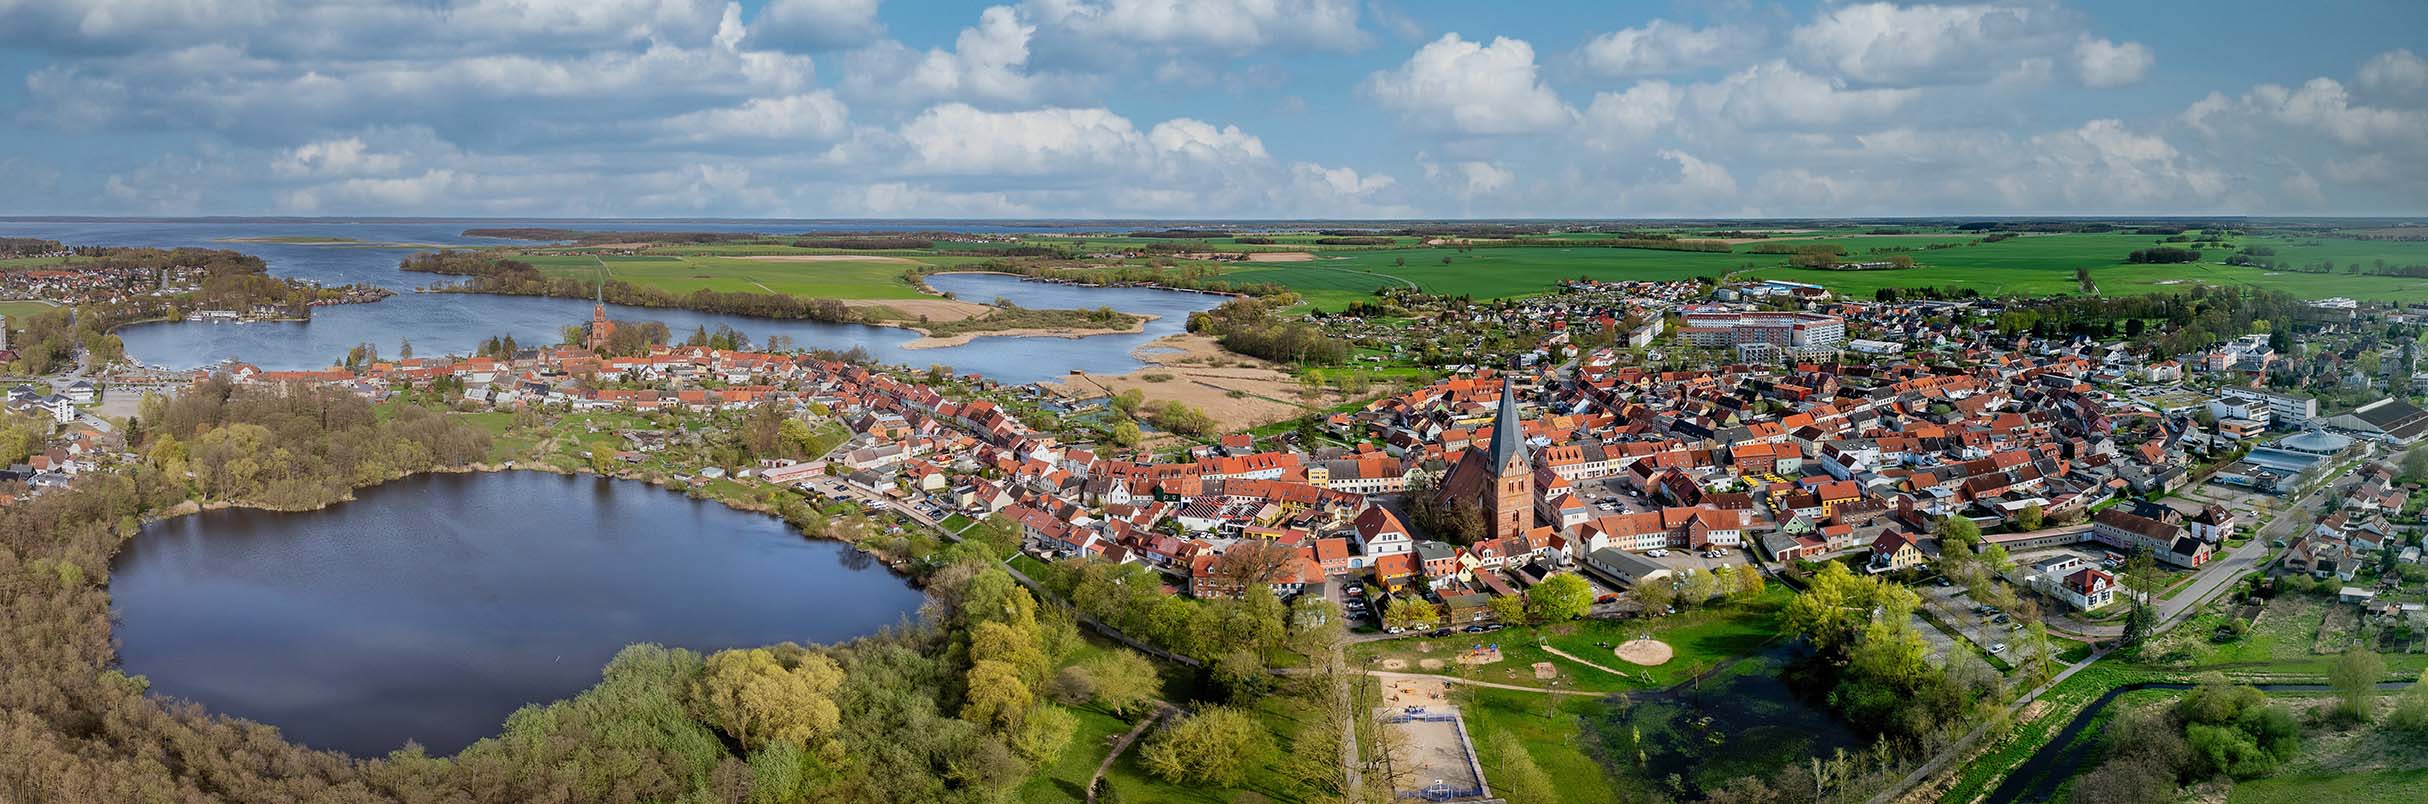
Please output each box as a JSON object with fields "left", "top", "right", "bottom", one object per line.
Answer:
{"left": 0, "top": 237, "right": 62, "bottom": 257}
{"left": 1185, "top": 297, "right": 1349, "bottom": 365}
{"left": 136, "top": 375, "right": 493, "bottom": 509}
{"left": 402, "top": 251, "right": 864, "bottom": 324}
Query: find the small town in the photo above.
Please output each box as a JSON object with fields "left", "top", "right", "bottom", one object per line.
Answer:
{"left": 5, "top": 3, "right": 2428, "bottom": 803}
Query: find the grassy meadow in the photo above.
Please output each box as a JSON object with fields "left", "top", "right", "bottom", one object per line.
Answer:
{"left": 515, "top": 252, "right": 971, "bottom": 300}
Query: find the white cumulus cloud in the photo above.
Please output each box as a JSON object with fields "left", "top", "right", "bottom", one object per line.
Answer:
{"left": 2071, "top": 36, "right": 2152, "bottom": 88}
{"left": 1362, "top": 33, "right": 1573, "bottom": 135}
{"left": 1576, "top": 20, "right": 1755, "bottom": 77}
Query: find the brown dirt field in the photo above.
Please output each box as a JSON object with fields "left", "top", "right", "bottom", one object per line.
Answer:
{"left": 1243, "top": 251, "right": 1315, "bottom": 262}
{"left": 1455, "top": 647, "right": 1503, "bottom": 666}
{"left": 1049, "top": 333, "right": 1340, "bottom": 432}
{"left": 844, "top": 297, "right": 992, "bottom": 322}
{"left": 1418, "top": 658, "right": 1445, "bottom": 671}
{"left": 1379, "top": 659, "right": 1409, "bottom": 671}
{"left": 1532, "top": 662, "right": 1558, "bottom": 680}
{"left": 734, "top": 254, "right": 924, "bottom": 265}
{"left": 1615, "top": 638, "right": 1675, "bottom": 666}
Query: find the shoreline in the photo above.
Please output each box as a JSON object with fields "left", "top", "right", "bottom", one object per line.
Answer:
{"left": 142, "top": 462, "right": 935, "bottom": 584}
{"left": 899, "top": 313, "right": 1157, "bottom": 350}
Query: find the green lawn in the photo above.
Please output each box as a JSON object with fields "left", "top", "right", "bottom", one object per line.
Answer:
{"left": 1017, "top": 703, "right": 1133, "bottom": 804}
{"left": 1463, "top": 687, "right": 1627, "bottom": 803}
{"left": 0, "top": 299, "right": 63, "bottom": 319}
{"left": 1350, "top": 586, "right": 1789, "bottom": 693}
{"left": 2231, "top": 768, "right": 2428, "bottom": 804}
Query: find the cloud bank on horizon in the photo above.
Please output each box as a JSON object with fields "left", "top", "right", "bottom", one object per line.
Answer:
{"left": 0, "top": 0, "right": 2421, "bottom": 218}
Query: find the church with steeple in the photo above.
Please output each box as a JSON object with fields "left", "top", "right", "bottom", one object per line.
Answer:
{"left": 1436, "top": 373, "right": 1534, "bottom": 540}
{"left": 585, "top": 274, "right": 616, "bottom": 352}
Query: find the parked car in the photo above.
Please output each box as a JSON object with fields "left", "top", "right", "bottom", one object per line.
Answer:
{"left": 1428, "top": 628, "right": 1455, "bottom": 639}
{"left": 1990, "top": 643, "right": 2008, "bottom": 654}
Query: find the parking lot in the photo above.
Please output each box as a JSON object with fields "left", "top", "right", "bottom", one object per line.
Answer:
{"left": 1572, "top": 477, "right": 1658, "bottom": 516}
{"left": 1918, "top": 576, "right": 2035, "bottom": 661}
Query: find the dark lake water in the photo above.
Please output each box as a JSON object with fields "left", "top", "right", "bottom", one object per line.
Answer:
{"left": 0, "top": 219, "right": 1222, "bottom": 384}
{"left": 108, "top": 471, "right": 927, "bottom": 757}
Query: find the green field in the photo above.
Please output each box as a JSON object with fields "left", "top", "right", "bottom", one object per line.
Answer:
{"left": 1219, "top": 246, "right": 1756, "bottom": 308}
{"left": 515, "top": 252, "right": 976, "bottom": 300}
{"left": 2231, "top": 768, "right": 2428, "bottom": 804}
{"left": 1464, "top": 688, "right": 1627, "bottom": 803}
{"left": 0, "top": 299, "right": 63, "bottom": 319}
{"left": 1177, "top": 231, "right": 2428, "bottom": 306}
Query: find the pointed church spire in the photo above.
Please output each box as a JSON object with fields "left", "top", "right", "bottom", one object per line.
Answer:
{"left": 1486, "top": 371, "right": 1527, "bottom": 475}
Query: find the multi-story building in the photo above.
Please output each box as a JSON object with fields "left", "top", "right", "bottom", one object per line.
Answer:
{"left": 1677, "top": 309, "right": 1846, "bottom": 361}
{"left": 2220, "top": 387, "right": 2317, "bottom": 428}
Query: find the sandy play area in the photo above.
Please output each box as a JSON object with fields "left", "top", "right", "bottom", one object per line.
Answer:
{"left": 1615, "top": 637, "right": 1675, "bottom": 666}
{"left": 1052, "top": 333, "right": 1341, "bottom": 431}
{"left": 736, "top": 254, "right": 924, "bottom": 265}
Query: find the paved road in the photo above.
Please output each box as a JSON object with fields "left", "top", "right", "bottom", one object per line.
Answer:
{"left": 2155, "top": 464, "right": 2350, "bottom": 625}
{"left": 1869, "top": 459, "right": 2365, "bottom": 804}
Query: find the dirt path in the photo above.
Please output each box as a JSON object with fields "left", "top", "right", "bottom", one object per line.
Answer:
{"left": 1538, "top": 644, "right": 1631, "bottom": 676}
{"left": 1086, "top": 703, "right": 1174, "bottom": 803}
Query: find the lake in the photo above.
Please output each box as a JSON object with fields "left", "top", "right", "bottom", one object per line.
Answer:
{"left": 108, "top": 471, "right": 928, "bottom": 757}
{"left": 0, "top": 219, "right": 1224, "bottom": 385}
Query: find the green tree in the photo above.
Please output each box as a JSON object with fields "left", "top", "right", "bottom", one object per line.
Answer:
{"left": 961, "top": 659, "right": 1035, "bottom": 732}
{"left": 1140, "top": 706, "right": 1272, "bottom": 788}
{"left": 1012, "top": 704, "right": 1078, "bottom": 764}
{"left": 1485, "top": 730, "right": 1558, "bottom": 804}
{"left": 589, "top": 442, "right": 617, "bottom": 475}
{"left": 1487, "top": 593, "right": 1532, "bottom": 626}
{"left": 1109, "top": 419, "right": 1142, "bottom": 447}
{"left": 693, "top": 648, "right": 845, "bottom": 751}
{"left": 2330, "top": 648, "right": 2388, "bottom": 722}
{"left": 1634, "top": 577, "right": 1676, "bottom": 614}
{"left": 1729, "top": 563, "right": 1767, "bottom": 601}
{"left": 2387, "top": 669, "right": 2428, "bottom": 736}
{"left": 1680, "top": 569, "right": 1723, "bottom": 607}
{"left": 1383, "top": 595, "right": 1439, "bottom": 632}
{"left": 2015, "top": 502, "right": 2045, "bottom": 532}
{"left": 1525, "top": 573, "right": 1594, "bottom": 622}
{"left": 1075, "top": 650, "right": 1162, "bottom": 718}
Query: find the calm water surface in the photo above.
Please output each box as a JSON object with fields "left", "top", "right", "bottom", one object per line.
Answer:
{"left": 0, "top": 219, "right": 1222, "bottom": 384}
{"left": 109, "top": 471, "right": 927, "bottom": 756}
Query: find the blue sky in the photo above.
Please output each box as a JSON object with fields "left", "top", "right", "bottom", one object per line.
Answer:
{"left": 0, "top": 0, "right": 2421, "bottom": 218}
